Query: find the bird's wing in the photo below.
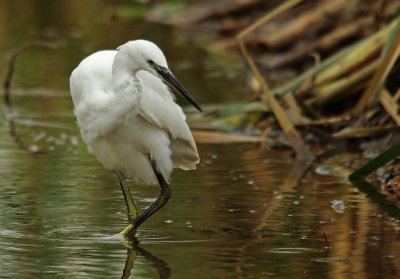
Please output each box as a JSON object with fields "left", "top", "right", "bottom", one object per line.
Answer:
{"left": 137, "top": 71, "right": 199, "bottom": 170}
{"left": 70, "top": 50, "right": 143, "bottom": 143}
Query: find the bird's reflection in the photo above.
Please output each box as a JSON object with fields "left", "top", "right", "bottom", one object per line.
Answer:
{"left": 121, "top": 238, "right": 171, "bottom": 279}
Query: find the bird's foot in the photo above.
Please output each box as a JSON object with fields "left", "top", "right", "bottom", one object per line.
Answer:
{"left": 118, "top": 223, "right": 137, "bottom": 239}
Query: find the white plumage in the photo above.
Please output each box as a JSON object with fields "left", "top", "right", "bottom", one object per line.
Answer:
{"left": 69, "top": 40, "right": 200, "bottom": 186}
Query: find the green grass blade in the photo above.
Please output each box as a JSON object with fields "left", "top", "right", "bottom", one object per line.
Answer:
{"left": 349, "top": 141, "right": 400, "bottom": 179}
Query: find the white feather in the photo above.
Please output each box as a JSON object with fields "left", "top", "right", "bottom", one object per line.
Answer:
{"left": 69, "top": 40, "right": 199, "bottom": 185}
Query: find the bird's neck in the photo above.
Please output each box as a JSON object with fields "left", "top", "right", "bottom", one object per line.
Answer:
{"left": 112, "top": 69, "right": 144, "bottom": 98}
{"left": 112, "top": 53, "right": 142, "bottom": 95}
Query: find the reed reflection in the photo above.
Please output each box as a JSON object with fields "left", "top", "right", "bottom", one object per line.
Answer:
{"left": 2, "top": 42, "right": 58, "bottom": 154}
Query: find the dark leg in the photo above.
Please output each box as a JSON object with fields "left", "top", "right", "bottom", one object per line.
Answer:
{"left": 118, "top": 160, "right": 171, "bottom": 237}
{"left": 131, "top": 160, "right": 171, "bottom": 229}
{"left": 118, "top": 171, "right": 138, "bottom": 222}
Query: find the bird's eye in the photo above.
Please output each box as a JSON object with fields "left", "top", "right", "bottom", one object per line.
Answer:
{"left": 147, "top": 60, "right": 155, "bottom": 65}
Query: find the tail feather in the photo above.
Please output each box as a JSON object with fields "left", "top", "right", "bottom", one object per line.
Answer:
{"left": 170, "top": 139, "right": 199, "bottom": 170}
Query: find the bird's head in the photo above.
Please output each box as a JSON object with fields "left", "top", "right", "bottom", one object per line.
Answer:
{"left": 116, "top": 40, "right": 202, "bottom": 112}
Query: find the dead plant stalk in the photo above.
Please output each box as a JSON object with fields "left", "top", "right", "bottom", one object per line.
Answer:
{"left": 236, "top": 0, "right": 313, "bottom": 162}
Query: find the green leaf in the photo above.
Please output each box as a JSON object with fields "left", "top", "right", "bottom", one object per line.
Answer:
{"left": 349, "top": 141, "right": 400, "bottom": 179}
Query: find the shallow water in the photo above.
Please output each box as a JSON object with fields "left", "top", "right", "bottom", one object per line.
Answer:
{"left": 2, "top": 1, "right": 400, "bottom": 278}
{"left": 2, "top": 97, "right": 400, "bottom": 279}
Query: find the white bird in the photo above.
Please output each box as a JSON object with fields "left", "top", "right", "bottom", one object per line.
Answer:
{"left": 69, "top": 39, "right": 202, "bottom": 238}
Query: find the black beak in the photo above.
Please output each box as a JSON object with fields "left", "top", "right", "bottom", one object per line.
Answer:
{"left": 155, "top": 65, "right": 203, "bottom": 112}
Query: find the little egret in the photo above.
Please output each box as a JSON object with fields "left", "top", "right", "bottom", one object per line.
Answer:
{"left": 69, "top": 40, "right": 202, "bottom": 238}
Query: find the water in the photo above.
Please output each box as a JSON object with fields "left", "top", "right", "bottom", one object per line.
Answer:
{"left": 1, "top": 1, "right": 400, "bottom": 278}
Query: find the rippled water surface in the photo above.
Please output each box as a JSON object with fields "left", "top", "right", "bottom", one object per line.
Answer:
{"left": 2, "top": 1, "right": 400, "bottom": 278}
